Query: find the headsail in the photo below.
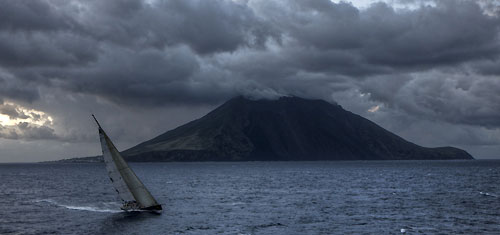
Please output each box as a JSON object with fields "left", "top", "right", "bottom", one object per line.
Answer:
{"left": 93, "top": 115, "right": 161, "bottom": 211}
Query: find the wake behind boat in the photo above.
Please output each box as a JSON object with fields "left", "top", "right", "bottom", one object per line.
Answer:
{"left": 92, "top": 115, "right": 162, "bottom": 213}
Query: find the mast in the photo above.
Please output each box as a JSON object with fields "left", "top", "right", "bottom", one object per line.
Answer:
{"left": 92, "top": 114, "right": 102, "bottom": 129}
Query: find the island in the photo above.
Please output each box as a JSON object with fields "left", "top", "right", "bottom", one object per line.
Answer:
{"left": 60, "top": 96, "right": 473, "bottom": 162}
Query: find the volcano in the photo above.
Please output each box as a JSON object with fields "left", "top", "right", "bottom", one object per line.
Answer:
{"left": 120, "top": 96, "right": 473, "bottom": 161}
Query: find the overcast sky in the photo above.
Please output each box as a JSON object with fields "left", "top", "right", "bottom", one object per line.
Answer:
{"left": 0, "top": 0, "right": 499, "bottom": 162}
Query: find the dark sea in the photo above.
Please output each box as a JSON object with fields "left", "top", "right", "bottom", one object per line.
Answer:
{"left": 1, "top": 160, "right": 499, "bottom": 234}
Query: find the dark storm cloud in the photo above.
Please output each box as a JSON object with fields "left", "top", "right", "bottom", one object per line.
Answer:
{"left": 0, "top": 0, "right": 499, "bottom": 145}
{"left": 472, "top": 59, "right": 500, "bottom": 76}
{"left": 359, "top": 1, "right": 500, "bottom": 68}
{"left": 56, "top": 45, "right": 229, "bottom": 105}
{"left": 17, "top": 122, "right": 57, "bottom": 139}
{"left": 0, "top": 122, "right": 58, "bottom": 140}
{"left": 244, "top": 0, "right": 500, "bottom": 129}
{"left": 360, "top": 72, "right": 500, "bottom": 127}
{"left": 0, "top": 0, "right": 279, "bottom": 104}
{"left": 0, "top": 0, "right": 76, "bottom": 32}
{"left": 257, "top": 0, "right": 499, "bottom": 70}
{"left": 81, "top": 0, "right": 275, "bottom": 54}
{"left": 0, "top": 72, "right": 40, "bottom": 102}
{"left": 0, "top": 32, "right": 98, "bottom": 67}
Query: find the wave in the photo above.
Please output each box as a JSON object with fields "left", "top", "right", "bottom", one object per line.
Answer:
{"left": 479, "top": 192, "right": 498, "bottom": 198}
{"left": 33, "top": 199, "right": 122, "bottom": 213}
{"left": 61, "top": 205, "right": 122, "bottom": 213}
{"left": 33, "top": 199, "right": 57, "bottom": 204}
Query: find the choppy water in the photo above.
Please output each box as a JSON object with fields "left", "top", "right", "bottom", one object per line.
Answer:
{"left": 0, "top": 160, "right": 499, "bottom": 234}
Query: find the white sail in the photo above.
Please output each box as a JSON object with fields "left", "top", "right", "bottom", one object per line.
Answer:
{"left": 94, "top": 115, "right": 160, "bottom": 210}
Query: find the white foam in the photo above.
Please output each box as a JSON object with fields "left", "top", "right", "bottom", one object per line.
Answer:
{"left": 230, "top": 202, "right": 246, "bottom": 206}
{"left": 479, "top": 192, "right": 498, "bottom": 197}
{"left": 62, "top": 205, "right": 122, "bottom": 213}
{"left": 33, "top": 199, "right": 57, "bottom": 204}
{"left": 33, "top": 199, "right": 122, "bottom": 213}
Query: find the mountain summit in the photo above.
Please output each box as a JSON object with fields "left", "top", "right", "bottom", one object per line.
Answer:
{"left": 121, "top": 96, "right": 473, "bottom": 161}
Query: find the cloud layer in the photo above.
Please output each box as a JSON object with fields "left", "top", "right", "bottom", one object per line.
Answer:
{"left": 0, "top": 0, "right": 499, "bottom": 161}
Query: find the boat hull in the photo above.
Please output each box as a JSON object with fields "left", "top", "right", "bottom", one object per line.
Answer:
{"left": 121, "top": 204, "right": 162, "bottom": 213}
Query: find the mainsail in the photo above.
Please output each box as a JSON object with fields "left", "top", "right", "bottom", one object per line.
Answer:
{"left": 93, "top": 115, "right": 161, "bottom": 211}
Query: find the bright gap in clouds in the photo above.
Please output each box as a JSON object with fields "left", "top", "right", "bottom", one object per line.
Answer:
{"left": 0, "top": 114, "right": 10, "bottom": 125}
{"left": 0, "top": 102, "right": 53, "bottom": 127}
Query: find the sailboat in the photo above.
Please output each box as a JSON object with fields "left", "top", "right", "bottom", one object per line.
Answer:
{"left": 92, "top": 115, "right": 162, "bottom": 212}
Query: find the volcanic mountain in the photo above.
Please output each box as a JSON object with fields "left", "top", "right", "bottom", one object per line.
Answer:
{"left": 119, "top": 96, "right": 472, "bottom": 161}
